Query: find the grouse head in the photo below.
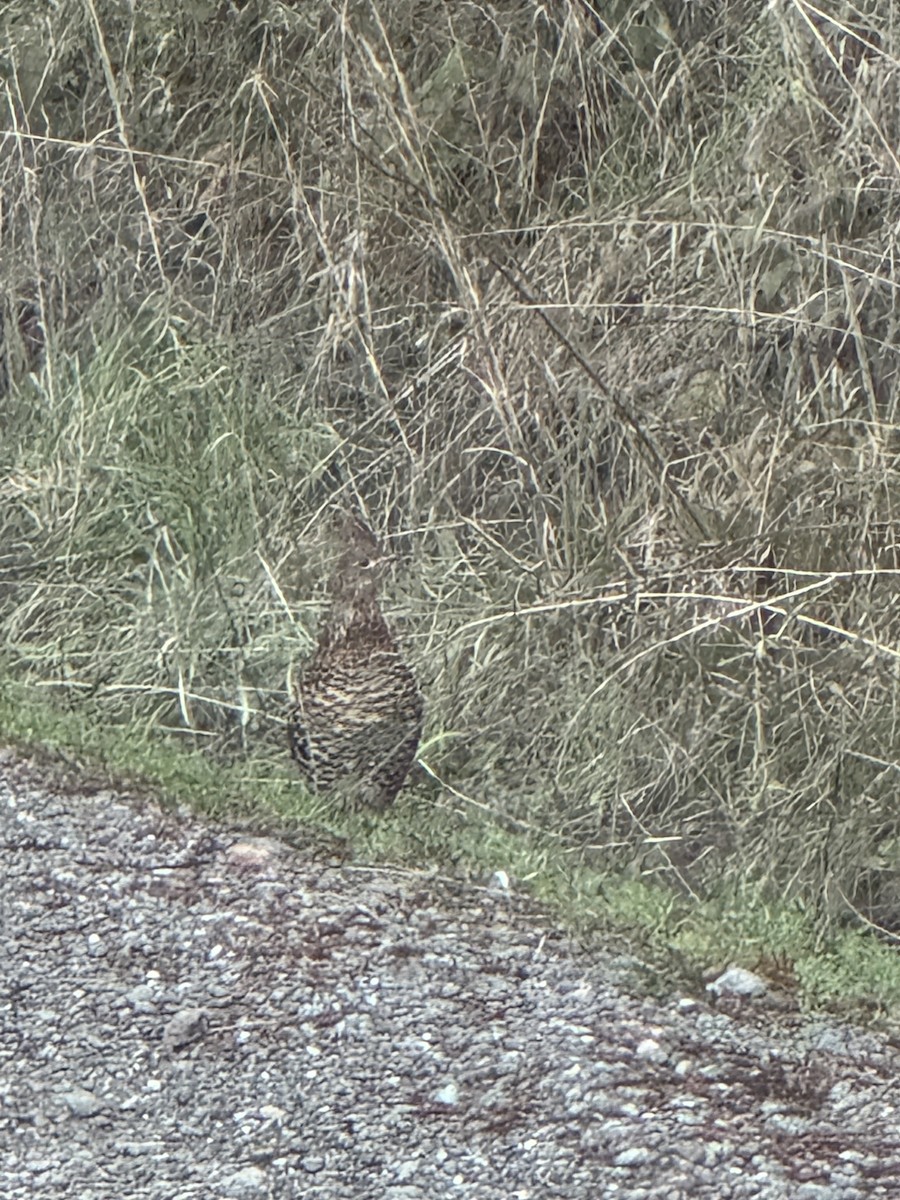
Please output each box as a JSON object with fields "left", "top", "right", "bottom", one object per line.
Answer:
{"left": 324, "top": 516, "right": 391, "bottom": 639}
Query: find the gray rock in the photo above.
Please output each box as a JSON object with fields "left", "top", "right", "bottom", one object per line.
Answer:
{"left": 57, "top": 1086, "right": 106, "bottom": 1118}
{"left": 218, "top": 1166, "right": 267, "bottom": 1198}
{"left": 706, "top": 966, "right": 769, "bottom": 999}
{"left": 162, "top": 1007, "right": 210, "bottom": 1051}
{"left": 433, "top": 1081, "right": 459, "bottom": 1106}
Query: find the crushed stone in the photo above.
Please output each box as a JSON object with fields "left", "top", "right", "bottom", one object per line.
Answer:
{"left": 2, "top": 748, "right": 899, "bottom": 1199}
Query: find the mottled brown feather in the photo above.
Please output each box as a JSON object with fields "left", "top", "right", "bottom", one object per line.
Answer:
{"left": 288, "top": 522, "right": 423, "bottom": 810}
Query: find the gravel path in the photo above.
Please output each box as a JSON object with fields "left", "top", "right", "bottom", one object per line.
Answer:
{"left": 2, "top": 747, "right": 899, "bottom": 1199}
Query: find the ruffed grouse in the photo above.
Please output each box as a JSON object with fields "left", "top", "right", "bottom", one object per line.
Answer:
{"left": 288, "top": 519, "right": 423, "bottom": 810}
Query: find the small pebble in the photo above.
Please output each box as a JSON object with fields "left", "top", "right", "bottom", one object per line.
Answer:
{"left": 707, "top": 967, "right": 768, "bottom": 999}
{"left": 58, "top": 1086, "right": 105, "bottom": 1118}
{"left": 218, "top": 1166, "right": 267, "bottom": 1198}
{"left": 163, "top": 1007, "right": 210, "bottom": 1050}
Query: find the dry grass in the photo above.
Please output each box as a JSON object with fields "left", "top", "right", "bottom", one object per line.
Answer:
{"left": 1, "top": 0, "right": 900, "bottom": 943}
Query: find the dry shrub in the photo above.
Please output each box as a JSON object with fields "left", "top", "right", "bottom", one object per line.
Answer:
{"left": 1, "top": 0, "right": 899, "bottom": 919}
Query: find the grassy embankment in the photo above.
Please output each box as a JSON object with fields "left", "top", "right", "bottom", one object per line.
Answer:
{"left": 2, "top": 0, "right": 900, "bottom": 1014}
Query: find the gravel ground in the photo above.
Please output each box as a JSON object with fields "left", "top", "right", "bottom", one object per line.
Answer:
{"left": 2, "top": 747, "right": 900, "bottom": 1200}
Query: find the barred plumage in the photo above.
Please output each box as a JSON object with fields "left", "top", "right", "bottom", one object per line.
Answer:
{"left": 288, "top": 520, "right": 423, "bottom": 811}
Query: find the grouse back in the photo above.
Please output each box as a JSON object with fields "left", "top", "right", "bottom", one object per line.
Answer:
{"left": 289, "top": 522, "right": 423, "bottom": 810}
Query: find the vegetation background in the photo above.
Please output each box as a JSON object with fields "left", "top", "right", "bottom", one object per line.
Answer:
{"left": 2, "top": 0, "right": 899, "bottom": 1012}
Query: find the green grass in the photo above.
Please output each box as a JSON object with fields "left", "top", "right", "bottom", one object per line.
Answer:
{"left": 4, "top": 676, "right": 900, "bottom": 1023}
